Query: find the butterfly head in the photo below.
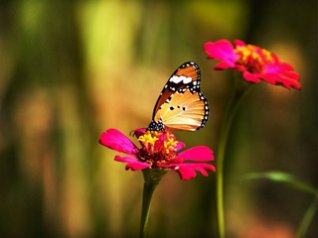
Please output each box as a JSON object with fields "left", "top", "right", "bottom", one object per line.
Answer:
{"left": 147, "top": 120, "right": 165, "bottom": 132}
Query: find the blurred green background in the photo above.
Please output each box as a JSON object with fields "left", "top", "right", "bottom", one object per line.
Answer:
{"left": 0, "top": 0, "right": 317, "bottom": 237}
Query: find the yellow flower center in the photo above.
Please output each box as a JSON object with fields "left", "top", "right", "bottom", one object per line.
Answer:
{"left": 164, "top": 134, "right": 178, "bottom": 154}
{"left": 234, "top": 44, "right": 273, "bottom": 72}
{"left": 136, "top": 130, "right": 179, "bottom": 167}
{"left": 138, "top": 131, "right": 158, "bottom": 145}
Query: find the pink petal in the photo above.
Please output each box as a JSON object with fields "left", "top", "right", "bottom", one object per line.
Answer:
{"left": 99, "top": 128, "right": 138, "bottom": 155}
{"left": 215, "top": 61, "right": 235, "bottom": 70}
{"left": 175, "top": 141, "right": 186, "bottom": 151}
{"left": 132, "top": 128, "right": 146, "bottom": 138}
{"left": 265, "top": 62, "right": 293, "bottom": 73}
{"left": 243, "top": 71, "right": 261, "bottom": 83}
{"left": 270, "top": 53, "right": 280, "bottom": 63}
{"left": 204, "top": 40, "right": 238, "bottom": 67}
{"left": 263, "top": 63, "right": 301, "bottom": 89}
{"left": 177, "top": 146, "right": 214, "bottom": 162}
{"left": 173, "top": 163, "right": 216, "bottom": 180}
{"left": 261, "top": 73, "right": 281, "bottom": 84}
{"left": 115, "top": 155, "right": 151, "bottom": 170}
{"left": 234, "top": 39, "right": 246, "bottom": 47}
{"left": 263, "top": 73, "right": 301, "bottom": 90}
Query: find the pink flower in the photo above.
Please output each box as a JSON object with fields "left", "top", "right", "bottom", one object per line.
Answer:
{"left": 99, "top": 128, "right": 215, "bottom": 180}
{"left": 204, "top": 39, "right": 301, "bottom": 90}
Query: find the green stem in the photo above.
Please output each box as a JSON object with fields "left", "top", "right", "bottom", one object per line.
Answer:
{"left": 216, "top": 80, "right": 250, "bottom": 238}
{"left": 139, "top": 169, "right": 166, "bottom": 238}
{"left": 139, "top": 181, "right": 157, "bottom": 238}
{"left": 296, "top": 195, "right": 318, "bottom": 238}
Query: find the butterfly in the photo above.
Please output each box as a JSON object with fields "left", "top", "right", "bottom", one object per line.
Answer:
{"left": 147, "top": 61, "right": 209, "bottom": 132}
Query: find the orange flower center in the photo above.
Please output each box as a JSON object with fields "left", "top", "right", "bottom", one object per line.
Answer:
{"left": 234, "top": 44, "right": 273, "bottom": 72}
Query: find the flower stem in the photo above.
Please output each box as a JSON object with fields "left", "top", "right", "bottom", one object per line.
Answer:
{"left": 216, "top": 80, "right": 250, "bottom": 238}
{"left": 296, "top": 195, "right": 318, "bottom": 238}
{"left": 139, "top": 169, "right": 166, "bottom": 238}
{"left": 139, "top": 181, "right": 156, "bottom": 238}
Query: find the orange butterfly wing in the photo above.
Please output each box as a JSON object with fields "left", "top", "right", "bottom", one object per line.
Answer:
{"left": 148, "top": 61, "right": 209, "bottom": 131}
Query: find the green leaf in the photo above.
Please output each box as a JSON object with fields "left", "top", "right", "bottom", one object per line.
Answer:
{"left": 242, "top": 171, "right": 318, "bottom": 196}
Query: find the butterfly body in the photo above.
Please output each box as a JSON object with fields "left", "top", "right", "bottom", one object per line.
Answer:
{"left": 147, "top": 61, "right": 209, "bottom": 132}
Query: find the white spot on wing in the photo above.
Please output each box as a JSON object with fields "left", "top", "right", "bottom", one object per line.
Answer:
{"left": 169, "top": 75, "right": 192, "bottom": 84}
{"left": 183, "top": 77, "right": 192, "bottom": 84}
